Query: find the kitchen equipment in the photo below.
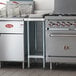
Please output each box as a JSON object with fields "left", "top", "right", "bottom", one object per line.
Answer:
{"left": 0, "top": 18, "right": 25, "bottom": 69}
{"left": 0, "top": 2, "right": 6, "bottom": 17}
{"left": 24, "top": 18, "right": 45, "bottom": 68}
{"left": 45, "top": 15, "right": 76, "bottom": 69}
{"left": 6, "top": 1, "right": 34, "bottom": 18}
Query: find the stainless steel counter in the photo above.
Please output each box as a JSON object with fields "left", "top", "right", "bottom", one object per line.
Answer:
{"left": 0, "top": 18, "right": 24, "bottom": 21}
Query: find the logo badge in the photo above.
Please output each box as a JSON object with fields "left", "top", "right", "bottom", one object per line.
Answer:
{"left": 5, "top": 24, "right": 14, "bottom": 28}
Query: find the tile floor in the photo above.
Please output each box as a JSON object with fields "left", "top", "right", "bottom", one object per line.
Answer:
{"left": 0, "top": 68, "right": 76, "bottom": 76}
{"left": 0, "top": 63, "right": 76, "bottom": 76}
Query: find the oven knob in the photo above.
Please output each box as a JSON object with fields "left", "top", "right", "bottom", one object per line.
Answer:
{"left": 65, "top": 23, "right": 70, "bottom": 26}
{"left": 48, "top": 24, "right": 52, "bottom": 26}
{"left": 56, "top": 22, "right": 60, "bottom": 26}
{"left": 73, "top": 23, "right": 76, "bottom": 26}
{"left": 61, "top": 22, "right": 66, "bottom": 26}
{"left": 55, "top": 23, "right": 59, "bottom": 26}
{"left": 67, "top": 22, "right": 72, "bottom": 25}
{"left": 61, "top": 24, "right": 65, "bottom": 26}
{"left": 49, "top": 22, "right": 54, "bottom": 26}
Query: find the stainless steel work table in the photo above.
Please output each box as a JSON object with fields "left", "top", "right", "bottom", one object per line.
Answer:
{"left": 24, "top": 18, "right": 45, "bottom": 68}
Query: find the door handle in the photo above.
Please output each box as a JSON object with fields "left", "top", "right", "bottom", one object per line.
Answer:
{"left": 49, "top": 34, "right": 76, "bottom": 37}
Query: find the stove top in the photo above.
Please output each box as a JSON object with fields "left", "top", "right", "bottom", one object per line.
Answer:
{"left": 51, "top": 14, "right": 76, "bottom": 16}
{"left": 45, "top": 14, "right": 76, "bottom": 31}
{"left": 43, "top": 14, "right": 76, "bottom": 17}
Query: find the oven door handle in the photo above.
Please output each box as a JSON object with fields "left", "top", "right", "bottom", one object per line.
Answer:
{"left": 49, "top": 34, "right": 76, "bottom": 37}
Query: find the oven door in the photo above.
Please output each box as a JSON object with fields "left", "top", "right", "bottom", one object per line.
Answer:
{"left": 46, "top": 31, "right": 76, "bottom": 62}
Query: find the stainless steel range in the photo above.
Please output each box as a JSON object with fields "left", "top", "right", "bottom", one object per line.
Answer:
{"left": 45, "top": 15, "right": 76, "bottom": 69}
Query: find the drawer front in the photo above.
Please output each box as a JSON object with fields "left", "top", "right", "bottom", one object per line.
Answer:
{"left": 0, "top": 21, "right": 24, "bottom": 33}
{"left": 51, "top": 57, "right": 76, "bottom": 63}
{"left": 46, "top": 31, "right": 76, "bottom": 57}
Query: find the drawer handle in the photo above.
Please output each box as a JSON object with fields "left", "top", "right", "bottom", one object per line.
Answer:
{"left": 64, "top": 46, "right": 69, "bottom": 50}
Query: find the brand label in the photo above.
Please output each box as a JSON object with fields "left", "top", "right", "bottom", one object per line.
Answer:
{"left": 5, "top": 24, "right": 14, "bottom": 28}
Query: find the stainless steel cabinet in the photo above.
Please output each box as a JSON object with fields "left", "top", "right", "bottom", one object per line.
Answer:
{"left": 24, "top": 18, "right": 45, "bottom": 68}
{"left": 0, "top": 34, "right": 24, "bottom": 61}
{"left": 0, "top": 19, "right": 25, "bottom": 69}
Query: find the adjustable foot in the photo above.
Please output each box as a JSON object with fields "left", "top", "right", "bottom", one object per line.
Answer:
{"left": 22, "top": 62, "right": 24, "bottom": 69}
{"left": 50, "top": 62, "right": 52, "bottom": 70}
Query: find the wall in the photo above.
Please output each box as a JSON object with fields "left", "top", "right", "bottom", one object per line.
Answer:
{"left": 10, "top": 0, "right": 33, "bottom": 1}
{"left": 33, "top": 0, "right": 54, "bottom": 14}
{"left": 54, "top": 0, "right": 76, "bottom": 14}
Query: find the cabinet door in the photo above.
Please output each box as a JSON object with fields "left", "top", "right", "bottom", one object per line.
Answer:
{"left": 0, "top": 34, "right": 24, "bottom": 62}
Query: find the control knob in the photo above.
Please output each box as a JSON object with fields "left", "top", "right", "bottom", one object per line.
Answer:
{"left": 67, "top": 22, "right": 72, "bottom": 25}
{"left": 65, "top": 22, "right": 70, "bottom": 27}
{"left": 73, "top": 22, "right": 76, "bottom": 26}
{"left": 48, "top": 24, "right": 52, "bottom": 26}
{"left": 55, "top": 23, "right": 59, "bottom": 26}
{"left": 48, "top": 22, "right": 53, "bottom": 26}
{"left": 59, "top": 22, "right": 65, "bottom": 27}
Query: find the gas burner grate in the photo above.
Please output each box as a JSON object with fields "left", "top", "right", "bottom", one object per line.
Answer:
{"left": 44, "top": 14, "right": 76, "bottom": 17}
